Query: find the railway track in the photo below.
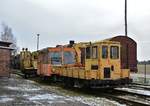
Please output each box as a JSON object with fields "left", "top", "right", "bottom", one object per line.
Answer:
{"left": 114, "top": 88, "right": 150, "bottom": 97}
{"left": 100, "top": 92, "right": 150, "bottom": 106}
{"left": 129, "top": 83, "right": 150, "bottom": 90}
{"left": 102, "top": 88, "right": 150, "bottom": 106}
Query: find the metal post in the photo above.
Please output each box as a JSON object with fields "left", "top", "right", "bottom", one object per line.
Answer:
{"left": 125, "top": 0, "right": 128, "bottom": 36}
{"left": 144, "top": 63, "right": 146, "bottom": 83}
{"left": 37, "top": 34, "right": 40, "bottom": 51}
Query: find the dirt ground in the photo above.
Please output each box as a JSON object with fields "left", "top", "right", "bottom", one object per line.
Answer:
{"left": 0, "top": 74, "right": 88, "bottom": 106}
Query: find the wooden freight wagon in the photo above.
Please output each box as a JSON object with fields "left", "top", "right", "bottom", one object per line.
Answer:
{"left": 0, "top": 41, "right": 12, "bottom": 77}
{"left": 110, "top": 36, "right": 137, "bottom": 73}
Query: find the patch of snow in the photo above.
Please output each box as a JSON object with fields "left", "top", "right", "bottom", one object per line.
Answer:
{"left": 32, "top": 101, "right": 44, "bottom": 105}
{"left": 47, "top": 100, "right": 66, "bottom": 104}
{"left": 117, "top": 88, "right": 150, "bottom": 96}
{"left": 23, "top": 94, "right": 30, "bottom": 97}
{"left": 26, "top": 79, "right": 38, "bottom": 83}
{"left": 5, "top": 86, "right": 41, "bottom": 92}
{"left": 28, "top": 94, "right": 64, "bottom": 101}
{"left": 0, "top": 96, "right": 14, "bottom": 103}
{"left": 65, "top": 96, "right": 126, "bottom": 106}
{"left": 55, "top": 100, "right": 66, "bottom": 103}
{"left": 104, "top": 99, "right": 126, "bottom": 106}
{"left": 131, "top": 73, "right": 150, "bottom": 78}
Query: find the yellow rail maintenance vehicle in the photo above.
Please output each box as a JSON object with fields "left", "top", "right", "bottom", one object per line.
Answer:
{"left": 20, "top": 48, "right": 38, "bottom": 78}
{"left": 38, "top": 40, "right": 132, "bottom": 88}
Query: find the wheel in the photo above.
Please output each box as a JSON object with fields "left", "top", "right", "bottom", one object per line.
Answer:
{"left": 63, "top": 77, "right": 74, "bottom": 88}
{"left": 24, "top": 74, "right": 28, "bottom": 79}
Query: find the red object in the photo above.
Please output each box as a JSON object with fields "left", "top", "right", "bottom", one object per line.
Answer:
{"left": 110, "top": 36, "right": 137, "bottom": 73}
{"left": 0, "top": 41, "right": 12, "bottom": 77}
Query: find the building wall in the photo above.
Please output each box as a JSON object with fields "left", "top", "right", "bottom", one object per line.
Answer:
{"left": 0, "top": 48, "right": 11, "bottom": 77}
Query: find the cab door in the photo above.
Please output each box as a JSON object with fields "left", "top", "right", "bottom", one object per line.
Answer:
{"left": 100, "top": 45, "right": 111, "bottom": 79}
{"left": 109, "top": 45, "right": 121, "bottom": 79}
{"left": 100, "top": 44, "right": 121, "bottom": 80}
{"left": 85, "top": 45, "right": 99, "bottom": 79}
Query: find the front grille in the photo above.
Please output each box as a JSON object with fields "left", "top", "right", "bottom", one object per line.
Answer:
{"left": 104, "top": 67, "right": 111, "bottom": 78}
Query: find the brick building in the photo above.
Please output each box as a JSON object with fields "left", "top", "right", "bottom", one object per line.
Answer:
{"left": 0, "top": 41, "right": 12, "bottom": 77}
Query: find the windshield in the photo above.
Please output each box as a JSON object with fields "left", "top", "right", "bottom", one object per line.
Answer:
{"left": 49, "top": 51, "right": 62, "bottom": 65}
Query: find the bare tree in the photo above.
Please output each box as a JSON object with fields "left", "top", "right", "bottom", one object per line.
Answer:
{"left": 0, "top": 22, "right": 18, "bottom": 55}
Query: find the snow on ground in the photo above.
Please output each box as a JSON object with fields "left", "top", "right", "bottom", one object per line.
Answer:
{"left": 4, "top": 86, "right": 41, "bottom": 92}
{"left": 28, "top": 93, "right": 64, "bottom": 101}
{"left": 0, "top": 75, "right": 88, "bottom": 106}
{"left": 65, "top": 96, "right": 126, "bottom": 106}
{"left": 27, "top": 93, "right": 68, "bottom": 105}
{"left": 116, "top": 88, "right": 150, "bottom": 96}
{"left": 0, "top": 74, "right": 126, "bottom": 106}
{"left": 0, "top": 96, "right": 14, "bottom": 103}
{"left": 42, "top": 84, "right": 126, "bottom": 106}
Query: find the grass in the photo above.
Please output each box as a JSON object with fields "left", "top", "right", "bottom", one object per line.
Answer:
{"left": 137, "top": 64, "right": 150, "bottom": 74}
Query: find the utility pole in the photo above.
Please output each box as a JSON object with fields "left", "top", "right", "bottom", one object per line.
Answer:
{"left": 37, "top": 34, "right": 40, "bottom": 51}
{"left": 144, "top": 63, "right": 147, "bottom": 83}
{"left": 125, "top": 0, "right": 128, "bottom": 36}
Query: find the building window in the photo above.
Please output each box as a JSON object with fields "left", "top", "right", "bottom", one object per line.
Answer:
{"left": 49, "top": 51, "right": 62, "bottom": 65}
{"left": 102, "top": 46, "right": 108, "bottom": 59}
{"left": 110, "top": 46, "right": 119, "bottom": 59}
{"left": 86, "top": 47, "right": 91, "bottom": 59}
{"left": 64, "top": 51, "right": 75, "bottom": 64}
{"left": 92, "top": 46, "right": 98, "bottom": 59}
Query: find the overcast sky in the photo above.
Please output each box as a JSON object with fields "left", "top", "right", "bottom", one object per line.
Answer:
{"left": 0, "top": 0, "right": 150, "bottom": 61}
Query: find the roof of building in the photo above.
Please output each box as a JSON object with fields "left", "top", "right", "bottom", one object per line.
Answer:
{"left": 0, "top": 41, "right": 12, "bottom": 47}
{"left": 0, "top": 46, "right": 14, "bottom": 50}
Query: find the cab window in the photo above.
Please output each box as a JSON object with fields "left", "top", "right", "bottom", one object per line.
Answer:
{"left": 86, "top": 47, "right": 91, "bottom": 59}
{"left": 64, "top": 51, "right": 75, "bottom": 64}
{"left": 110, "top": 46, "right": 119, "bottom": 59}
{"left": 102, "top": 46, "right": 108, "bottom": 59}
{"left": 49, "top": 51, "right": 62, "bottom": 65}
{"left": 92, "top": 46, "right": 98, "bottom": 59}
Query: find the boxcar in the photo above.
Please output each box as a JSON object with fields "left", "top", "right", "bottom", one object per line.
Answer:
{"left": 110, "top": 36, "right": 137, "bottom": 73}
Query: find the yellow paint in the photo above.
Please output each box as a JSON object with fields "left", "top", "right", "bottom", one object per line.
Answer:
{"left": 37, "top": 40, "right": 130, "bottom": 82}
{"left": 59, "top": 40, "right": 130, "bottom": 81}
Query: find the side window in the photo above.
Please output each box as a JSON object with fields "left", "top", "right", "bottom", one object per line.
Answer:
{"left": 92, "top": 46, "right": 98, "bottom": 59}
{"left": 49, "top": 51, "right": 62, "bottom": 65}
{"left": 102, "top": 46, "right": 108, "bottom": 59}
{"left": 86, "top": 47, "right": 91, "bottom": 59}
{"left": 64, "top": 51, "right": 75, "bottom": 64}
{"left": 110, "top": 46, "right": 119, "bottom": 59}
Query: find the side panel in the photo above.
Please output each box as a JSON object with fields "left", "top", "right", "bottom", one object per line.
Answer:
{"left": 79, "top": 69, "right": 85, "bottom": 79}
{"left": 67, "top": 68, "right": 73, "bottom": 77}
{"left": 121, "top": 69, "right": 130, "bottom": 78}
{"left": 73, "top": 70, "right": 79, "bottom": 78}
{"left": 42, "top": 64, "right": 51, "bottom": 76}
